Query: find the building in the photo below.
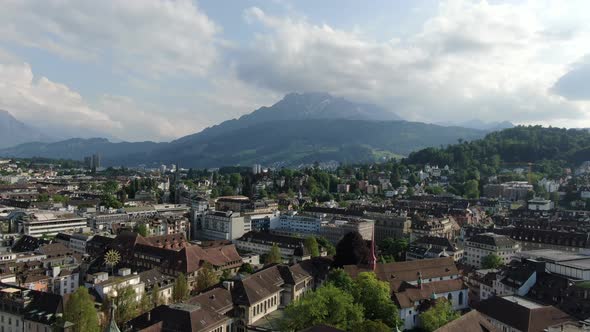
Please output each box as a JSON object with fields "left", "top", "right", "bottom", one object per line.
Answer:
{"left": 464, "top": 233, "right": 520, "bottom": 268}
{"left": 518, "top": 249, "right": 590, "bottom": 280}
{"left": 483, "top": 181, "right": 533, "bottom": 201}
{"left": 406, "top": 236, "right": 463, "bottom": 262}
{"left": 368, "top": 211, "right": 412, "bottom": 243}
{"left": 235, "top": 231, "right": 314, "bottom": 263}
{"left": 0, "top": 284, "right": 65, "bottom": 332}
{"left": 319, "top": 218, "right": 374, "bottom": 245}
{"left": 476, "top": 295, "right": 572, "bottom": 332}
{"left": 200, "top": 211, "right": 248, "bottom": 240}
{"left": 18, "top": 211, "right": 88, "bottom": 237}
{"left": 86, "top": 268, "right": 145, "bottom": 303}
{"left": 344, "top": 257, "right": 468, "bottom": 330}
{"left": 528, "top": 198, "right": 554, "bottom": 211}
{"left": 91, "top": 213, "right": 130, "bottom": 230}
{"left": 275, "top": 213, "right": 323, "bottom": 235}
{"left": 434, "top": 310, "right": 500, "bottom": 332}
{"left": 411, "top": 216, "right": 456, "bottom": 241}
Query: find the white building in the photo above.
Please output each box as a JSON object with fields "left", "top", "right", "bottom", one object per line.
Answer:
{"left": 464, "top": 233, "right": 520, "bottom": 268}
{"left": 528, "top": 198, "right": 554, "bottom": 211}
{"left": 275, "top": 213, "right": 323, "bottom": 234}
{"left": 200, "top": 211, "right": 248, "bottom": 240}
{"left": 19, "top": 211, "right": 88, "bottom": 237}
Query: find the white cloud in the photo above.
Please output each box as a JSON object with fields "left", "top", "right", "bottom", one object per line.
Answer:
{"left": 0, "top": 0, "right": 220, "bottom": 77}
{"left": 236, "top": 1, "right": 590, "bottom": 126}
{"left": 0, "top": 58, "right": 195, "bottom": 141}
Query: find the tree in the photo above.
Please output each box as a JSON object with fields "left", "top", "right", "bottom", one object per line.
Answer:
{"left": 197, "top": 263, "right": 220, "bottom": 291}
{"left": 64, "top": 287, "right": 100, "bottom": 332}
{"left": 238, "top": 263, "right": 255, "bottom": 274}
{"left": 464, "top": 179, "right": 480, "bottom": 199}
{"left": 481, "top": 253, "right": 504, "bottom": 269}
{"left": 327, "top": 268, "right": 355, "bottom": 294}
{"left": 333, "top": 231, "right": 370, "bottom": 268}
{"left": 111, "top": 286, "right": 139, "bottom": 325}
{"left": 350, "top": 320, "right": 391, "bottom": 332}
{"left": 304, "top": 236, "right": 320, "bottom": 257}
{"left": 151, "top": 284, "right": 161, "bottom": 307}
{"left": 279, "top": 284, "right": 364, "bottom": 331}
{"left": 316, "top": 237, "right": 336, "bottom": 256}
{"left": 379, "top": 237, "right": 408, "bottom": 261}
{"left": 135, "top": 223, "right": 148, "bottom": 237}
{"left": 353, "top": 272, "right": 401, "bottom": 328}
{"left": 172, "top": 273, "right": 189, "bottom": 302}
{"left": 229, "top": 173, "right": 242, "bottom": 189}
{"left": 265, "top": 243, "right": 282, "bottom": 265}
{"left": 419, "top": 299, "right": 460, "bottom": 332}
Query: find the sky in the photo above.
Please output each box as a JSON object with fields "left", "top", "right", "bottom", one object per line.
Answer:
{"left": 0, "top": 0, "right": 589, "bottom": 142}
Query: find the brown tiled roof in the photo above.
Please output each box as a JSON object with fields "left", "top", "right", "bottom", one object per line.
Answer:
{"left": 434, "top": 310, "right": 500, "bottom": 332}
{"left": 393, "top": 279, "right": 467, "bottom": 308}
{"left": 344, "top": 257, "right": 458, "bottom": 292}
{"left": 38, "top": 243, "right": 73, "bottom": 257}
{"left": 187, "top": 287, "right": 233, "bottom": 314}
{"left": 129, "top": 303, "right": 229, "bottom": 332}
{"left": 476, "top": 296, "right": 572, "bottom": 332}
{"left": 232, "top": 266, "right": 284, "bottom": 305}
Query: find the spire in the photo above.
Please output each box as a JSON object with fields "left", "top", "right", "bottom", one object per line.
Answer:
{"left": 369, "top": 225, "right": 377, "bottom": 271}
{"left": 105, "top": 291, "right": 121, "bottom": 332}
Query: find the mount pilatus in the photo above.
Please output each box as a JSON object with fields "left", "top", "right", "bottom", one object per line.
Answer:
{"left": 0, "top": 93, "right": 486, "bottom": 167}
{"left": 0, "top": 110, "right": 54, "bottom": 149}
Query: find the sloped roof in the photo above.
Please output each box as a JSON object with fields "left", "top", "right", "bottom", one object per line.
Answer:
{"left": 393, "top": 279, "right": 466, "bottom": 308}
{"left": 476, "top": 296, "right": 572, "bottom": 332}
{"left": 434, "top": 310, "right": 500, "bottom": 332}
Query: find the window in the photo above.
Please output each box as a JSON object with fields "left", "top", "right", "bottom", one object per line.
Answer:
{"left": 458, "top": 291, "right": 464, "bottom": 305}
{"left": 447, "top": 293, "right": 453, "bottom": 301}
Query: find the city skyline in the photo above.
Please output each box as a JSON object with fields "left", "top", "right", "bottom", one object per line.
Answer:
{"left": 0, "top": 0, "right": 589, "bottom": 141}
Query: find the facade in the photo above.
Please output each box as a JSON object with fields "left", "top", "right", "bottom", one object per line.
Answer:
{"left": 411, "top": 216, "right": 456, "bottom": 241}
{"left": 0, "top": 284, "right": 64, "bottom": 332}
{"left": 465, "top": 233, "right": 521, "bottom": 268}
{"left": 200, "top": 211, "right": 247, "bottom": 240}
{"left": 368, "top": 211, "right": 412, "bottom": 243}
{"left": 86, "top": 268, "right": 145, "bottom": 302}
{"left": 483, "top": 181, "right": 533, "bottom": 201}
{"left": 319, "top": 218, "right": 374, "bottom": 245}
{"left": 19, "top": 211, "right": 88, "bottom": 237}
{"left": 406, "top": 236, "right": 464, "bottom": 262}
{"left": 276, "top": 213, "right": 323, "bottom": 235}
{"left": 235, "top": 231, "right": 311, "bottom": 263}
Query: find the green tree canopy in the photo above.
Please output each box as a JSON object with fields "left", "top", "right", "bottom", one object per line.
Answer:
{"left": 110, "top": 286, "right": 139, "bottom": 325}
{"left": 463, "top": 179, "right": 480, "bottom": 199}
{"left": 353, "top": 272, "right": 401, "bottom": 329}
{"left": 304, "top": 236, "right": 320, "bottom": 257}
{"left": 327, "top": 268, "right": 355, "bottom": 294}
{"left": 316, "top": 237, "right": 336, "bottom": 256}
{"left": 172, "top": 273, "right": 189, "bottom": 302}
{"left": 279, "top": 284, "right": 364, "bottom": 331}
{"left": 64, "top": 287, "right": 100, "bottom": 332}
{"left": 379, "top": 237, "right": 408, "bottom": 261}
{"left": 196, "top": 263, "right": 220, "bottom": 291}
{"left": 419, "top": 299, "right": 460, "bottom": 332}
{"left": 350, "top": 320, "right": 391, "bottom": 332}
{"left": 265, "top": 243, "right": 282, "bottom": 265}
{"left": 135, "top": 223, "right": 148, "bottom": 237}
{"left": 238, "top": 263, "right": 255, "bottom": 274}
{"left": 481, "top": 253, "right": 504, "bottom": 269}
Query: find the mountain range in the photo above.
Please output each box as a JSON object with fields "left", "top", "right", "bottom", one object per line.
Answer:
{"left": 0, "top": 93, "right": 490, "bottom": 167}
{"left": 0, "top": 110, "right": 56, "bottom": 149}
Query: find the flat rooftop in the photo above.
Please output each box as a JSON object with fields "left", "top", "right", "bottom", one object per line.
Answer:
{"left": 502, "top": 295, "right": 544, "bottom": 309}
{"left": 518, "top": 249, "right": 590, "bottom": 262}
